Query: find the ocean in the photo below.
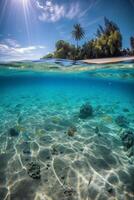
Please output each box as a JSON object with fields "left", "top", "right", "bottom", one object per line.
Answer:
{"left": 0, "top": 60, "right": 134, "bottom": 200}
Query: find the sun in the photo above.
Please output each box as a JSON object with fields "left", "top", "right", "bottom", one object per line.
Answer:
{"left": 13, "top": 0, "right": 29, "bottom": 6}
{"left": 22, "top": 0, "right": 28, "bottom": 2}
{"left": 15, "top": 0, "right": 29, "bottom": 6}
{"left": 22, "top": 0, "right": 29, "bottom": 5}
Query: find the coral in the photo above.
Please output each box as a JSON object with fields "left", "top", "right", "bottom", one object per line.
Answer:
{"left": 79, "top": 103, "right": 93, "bottom": 119}
{"left": 94, "top": 126, "right": 101, "bottom": 136}
{"left": 27, "top": 162, "right": 41, "bottom": 179}
{"left": 121, "top": 130, "right": 134, "bottom": 151}
{"left": 115, "top": 115, "right": 128, "bottom": 127}
{"left": 67, "top": 126, "right": 77, "bottom": 137}
{"left": 123, "top": 108, "right": 129, "bottom": 112}
{"left": 51, "top": 116, "right": 60, "bottom": 124}
{"left": 102, "top": 115, "right": 113, "bottom": 123}
{"left": 63, "top": 187, "right": 76, "bottom": 198}
{"left": 36, "top": 129, "right": 45, "bottom": 136}
{"left": 8, "top": 128, "right": 19, "bottom": 137}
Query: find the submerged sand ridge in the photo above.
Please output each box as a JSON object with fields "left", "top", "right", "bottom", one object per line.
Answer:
{"left": 0, "top": 94, "right": 134, "bottom": 200}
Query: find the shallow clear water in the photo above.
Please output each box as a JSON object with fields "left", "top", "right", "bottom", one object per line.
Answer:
{"left": 0, "top": 63, "right": 134, "bottom": 200}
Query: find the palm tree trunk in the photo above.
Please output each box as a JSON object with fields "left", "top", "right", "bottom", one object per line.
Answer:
{"left": 77, "top": 40, "right": 78, "bottom": 50}
{"left": 75, "top": 40, "right": 78, "bottom": 60}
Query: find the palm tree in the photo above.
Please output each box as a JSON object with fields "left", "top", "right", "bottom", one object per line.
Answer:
{"left": 130, "top": 36, "right": 134, "bottom": 54}
{"left": 72, "top": 24, "right": 85, "bottom": 50}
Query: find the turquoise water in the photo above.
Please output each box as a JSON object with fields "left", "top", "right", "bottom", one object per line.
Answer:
{"left": 0, "top": 62, "right": 134, "bottom": 200}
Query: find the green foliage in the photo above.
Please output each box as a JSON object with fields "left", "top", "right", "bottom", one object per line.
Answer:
{"left": 54, "top": 40, "right": 72, "bottom": 59}
{"left": 54, "top": 40, "right": 77, "bottom": 59}
{"left": 81, "top": 18, "right": 122, "bottom": 58}
{"left": 43, "top": 18, "right": 129, "bottom": 60}
{"left": 55, "top": 40, "right": 67, "bottom": 50}
{"left": 43, "top": 53, "right": 53, "bottom": 58}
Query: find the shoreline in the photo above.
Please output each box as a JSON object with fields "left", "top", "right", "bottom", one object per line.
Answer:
{"left": 83, "top": 56, "right": 134, "bottom": 64}
{"left": 0, "top": 56, "right": 134, "bottom": 66}
{"left": 0, "top": 56, "right": 134, "bottom": 75}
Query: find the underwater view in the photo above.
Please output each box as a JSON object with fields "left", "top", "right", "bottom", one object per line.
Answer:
{"left": 0, "top": 60, "right": 134, "bottom": 200}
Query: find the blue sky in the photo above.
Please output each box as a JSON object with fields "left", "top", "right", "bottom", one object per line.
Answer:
{"left": 0, "top": 0, "right": 134, "bottom": 61}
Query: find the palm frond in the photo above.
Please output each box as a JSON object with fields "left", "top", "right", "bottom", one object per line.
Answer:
{"left": 72, "top": 24, "right": 85, "bottom": 41}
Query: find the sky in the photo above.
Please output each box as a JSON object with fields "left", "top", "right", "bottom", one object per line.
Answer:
{"left": 0, "top": 0, "right": 134, "bottom": 61}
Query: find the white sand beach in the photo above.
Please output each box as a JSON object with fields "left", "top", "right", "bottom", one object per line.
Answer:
{"left": 83, "top": 56, "right": 134, "bottom": 64}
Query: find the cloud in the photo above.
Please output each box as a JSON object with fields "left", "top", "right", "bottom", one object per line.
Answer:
{"left": 78, "top": 0, "right": 101, "bottom": 19}
{"left": 36, "top": 0, "right": 80, "bottom": 22}
{"left": 66, "top": 2, "right": 80, "bottom": 19}
{"left": 2, "top": 38, "right": 20, "bottom": 48}
{"left": 0, "top": 39, "right": 46, "bottom": 61}
{"left": 36, "top": 0, "right": 65, "bottom": 22}
{"left": 35, "top": 0, "right": 101, "bottom": 22}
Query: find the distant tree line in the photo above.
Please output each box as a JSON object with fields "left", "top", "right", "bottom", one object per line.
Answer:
{"left": 43, "top": 18, "right": 134, "bottom": 60}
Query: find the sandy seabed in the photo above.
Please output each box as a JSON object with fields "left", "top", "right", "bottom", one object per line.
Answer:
{"left": 0, "top": 91, "right": 134, "bottom": 200}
